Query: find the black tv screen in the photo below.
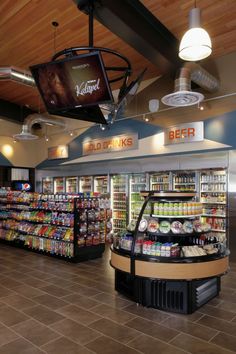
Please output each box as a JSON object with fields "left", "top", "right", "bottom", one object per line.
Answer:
{"left": 30, "top": 51, "right": 113, "bottom": 122}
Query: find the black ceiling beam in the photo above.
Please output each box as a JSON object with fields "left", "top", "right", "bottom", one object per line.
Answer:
{"left": 0, "top": 99, "right": 35, "bottom": 124}
{"left": 74, "top": 0, "right": 182, "bottom": 74}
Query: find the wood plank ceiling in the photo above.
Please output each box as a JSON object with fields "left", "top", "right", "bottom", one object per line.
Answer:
{"left": 0, "top": 0, "right": 236, "bottom": 125}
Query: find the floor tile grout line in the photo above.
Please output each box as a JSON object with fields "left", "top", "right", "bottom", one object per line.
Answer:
{"left": 85, "top": 333, "right": 144, "bottom": 354}
{"left": 207, "top": 330, "right": 221, "bottom": 343}
{"left": 0, "top": 318, "right": 48, "bottom": 353}
{"left": 127, "top": 330, "right": 190, "bottom": 354}
{"left": 195, "top": 312, "right": 236, "bottom": 325}
{"left": 0, "top": 299, "right": 99, "bottom": 351}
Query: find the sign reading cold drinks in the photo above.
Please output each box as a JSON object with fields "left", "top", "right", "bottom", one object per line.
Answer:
{"left": 83, "top": 133, "right": 138, "bottom": 156}
{"left": 164, "top": 122, "right": 204, "bottom": 145}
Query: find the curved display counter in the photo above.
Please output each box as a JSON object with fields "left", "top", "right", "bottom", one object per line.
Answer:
{"left": 110, "top": 191, "right": 229, "bottom": 314}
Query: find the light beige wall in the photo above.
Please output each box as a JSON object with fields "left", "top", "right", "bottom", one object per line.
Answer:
{"left": 0, "top": 118, "right": 91, "bottom": 167}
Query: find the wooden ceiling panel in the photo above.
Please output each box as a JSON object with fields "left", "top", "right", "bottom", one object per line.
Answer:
{"left": 0, "top": 0, "right": 236, "bottom": 122}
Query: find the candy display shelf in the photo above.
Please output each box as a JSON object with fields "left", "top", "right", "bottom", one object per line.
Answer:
{"left": 0, "top": 190, "right": 111, "bottom": 262}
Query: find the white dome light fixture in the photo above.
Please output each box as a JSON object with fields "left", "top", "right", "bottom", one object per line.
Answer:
{"left": 179, "top": 7, "right": 212, "bottom": 61}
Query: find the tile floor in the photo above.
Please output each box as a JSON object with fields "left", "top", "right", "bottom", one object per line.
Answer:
{"left": 0, "top": 245, "right": 236, "bottom": 354}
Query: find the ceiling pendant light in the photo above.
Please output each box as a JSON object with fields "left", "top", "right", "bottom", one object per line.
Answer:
{"left": 179, "top": 5, "right": 212, "bottom": 61}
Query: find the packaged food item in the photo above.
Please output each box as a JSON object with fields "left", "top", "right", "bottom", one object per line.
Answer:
{"left": 183, "top": 221, "right": 193, "bottom": 233}
{"left": 138, "top": 219, "right": 148, "bottom": 232}
{"left": 159, "top": 220, "right": 171, "bottom": 234}
{"left": 171, "top": 221, "right": 183, "bottom": 234}
{"left": 147, "top": 219, "right": 159, "bottom": 233}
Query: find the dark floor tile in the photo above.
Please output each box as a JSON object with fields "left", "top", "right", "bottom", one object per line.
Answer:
{"left": 12, "top": 318, "right": 60, "bottom": 346}
{"left": 23, "top": 305, "right": 65, "bottom": 325}
{"left": 1, "top": 294, "right": 37, "bottom": 310}
{"left": 207, "top": 297, "right": 223, "bottom": 307}
{"left": 21, "top": 276, "right": 50, "bottom": 289}
{"left": 221, "top": 277, "right": 236, "bottom": 290}
{"left": 33, "top": 293, "right": 69, "bottom": 310}
{"left": 40, "top": 284, "right": 73, "bottom": 298}
{"left": 197, "top": 314, "right": 236, "bottom": 336}
{"left": 45, "top": 276, "right": 75, "bottom": 289}
{"left": 211, "top": 331, "right": 236, "bottom": 352}
{"left": 27, "top": 270, "right": 54, "bottom": 280}
{"left": 162, "top": 315, "right": 218, "bottom": 341}
{"left": 86, "top": 335, "right": 141, "bottom": 354}
{"left": 198, "top": 304, "right": 236, "bottom": 321}
{"left": 128, "top": 334, "right": 187, "bottom": 354}
{"left": 170, "top": 311, "right": 205, "bottom": 322}
{"left": 56, "top": 304, "right": 101, "bottom": 325}
{"left": 3, "top": 270, "right": 32, "bottom": 280}
{"left": 13, "top": 284, "right": 46, "bottom": 298}
{"left": 171, "top": 333, "right": 234, "bottom": 354}
{"left": 62, "top": 293, "right": 100, "bottom": 309}
{"left": 0, "top": 338, "right": 46, "bottom": 354}
{"left": 89, "top": 318, "right": 140, "bottom": 344}
{"left": 122, "top": 303, "right": 169, "bottom": 323}
{"left": 0, "top": 322, "right": 19, "bottom": 346}
{"left": 0, "top": 285, "right": 16, "bottom": 298}
{"left": 92, "top": 292, "right": 132, "bottom": 309}
{"left": 67, "top": 283, "right": 102, "bottom": 297}
{"left": 51, "top": 318, "right": 101, "bottom": 345}
{"left": 125, "top": 316, "right": 179, "bottom": 342}
{"left": 91, "top": 303, "right": 137, "bottom": 324}
{"left": 42, "top": 336, "right": 93, "bottom": 354}
{"left": 217, "top": 300, "right": 236, "bottom": 313}
{"left": 0, "top": 304, "right": 29, "bottom": 326}
{"left": 0, "top": 276, "right": 23, "bottom": 289}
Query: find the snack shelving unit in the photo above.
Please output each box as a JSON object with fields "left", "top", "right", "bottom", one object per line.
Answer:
{"left": 110, "top": 191, "right": 229, "bottom": 314}
{"left": 0, "top": 190, "right": 110, "bottom": 262}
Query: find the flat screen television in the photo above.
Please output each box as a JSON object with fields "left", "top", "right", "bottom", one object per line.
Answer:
{"left": 30, "top": 51, "right": 113, "bottom": 124}
{"left": 11, "top": 181, "right": 33, "bottom": 192}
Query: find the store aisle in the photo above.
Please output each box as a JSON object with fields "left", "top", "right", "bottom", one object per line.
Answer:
{"left": 0, "top": 245, "right": 236, "bottom": 354}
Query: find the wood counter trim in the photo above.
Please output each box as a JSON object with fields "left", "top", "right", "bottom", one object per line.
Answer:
{"left": 135, "top": 257, "right": 229, "bottom": 280}
{"left": 110, "top": 251, "right": 130, "bottom": 273}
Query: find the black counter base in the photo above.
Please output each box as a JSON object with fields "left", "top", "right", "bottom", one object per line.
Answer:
{"left": 115, "top": 269, "right": 221, "bottom": 314}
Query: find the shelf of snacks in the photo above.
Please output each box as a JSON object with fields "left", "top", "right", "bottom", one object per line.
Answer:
{"left": 0, "top": 190, "right": 111, "bottom": 262}
{"left": 74, "top": 193, "right": 112, "bottom": 259}
{"left": 110, "top": 191, "right": 229, "bottom": 314}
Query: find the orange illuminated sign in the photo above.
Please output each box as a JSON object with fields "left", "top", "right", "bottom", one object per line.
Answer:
{"left": 82, "top": 133, "right": 138, "bottom": 155}
{"left": 48, "top": 145, "right": 68, "bottom": 159}
{"left": 165, "top": 122, "right": 203, "bottom": 145}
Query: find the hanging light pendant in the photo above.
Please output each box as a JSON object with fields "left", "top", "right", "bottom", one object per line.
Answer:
{"left": 179, "top": 7, "right": 212, "bottom": 61}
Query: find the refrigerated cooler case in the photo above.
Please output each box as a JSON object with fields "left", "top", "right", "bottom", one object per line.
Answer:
{"left": 66, "top": 177, "right": 78, "bottom": 194}
{"left": 94, "top": 175, "right": 108, "bottom": 194}
{"left": 111, "top": 174, "right": 128, "bottom": 234}
{"left": 173, "top": 171, "right": 197, "bottom": 192}
{"left": 200, "top": 169, "right": 227, "bottom": 245}
{"left": 129, "top": 174, "right": 148, "bottom": 222}
{"left": 79, "top": 176, "right": 93, "bottom": 193}
{"left": 150, "top": 172, "right": 171, "bottom": 191}
{"left": 54, "top": 177, "right": 65, "bottom": 194}
{"left": 42, "top": 177, "right": 53, "bottom": 194}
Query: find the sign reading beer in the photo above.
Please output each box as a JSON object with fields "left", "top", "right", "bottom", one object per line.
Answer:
{"left": 83, "top": 133, "right": 138, "bottom": 156}
{"left": 48, "top": 145, "right": 69, "bottom": 160}
{"left": 164, "top": 122, "right": 204, "bottom": 145}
